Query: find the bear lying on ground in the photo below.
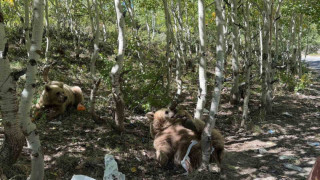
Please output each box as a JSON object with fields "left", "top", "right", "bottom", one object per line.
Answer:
{"left": 146, "top": 108, "right": 224, "bottom": 172}
{"left": 36, "top": 81, "right": 84, "bottom": 119}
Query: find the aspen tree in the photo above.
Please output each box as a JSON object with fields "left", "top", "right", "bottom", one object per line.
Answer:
{"left": 162, "top": 0, "right": 173, "bottom": 94}
{"left": 0, "top": 11, "right": 25, "bottom": 176}
{"left": 201, "top": 0, "right": 225, "bottom": 167}
{"left": 194, "top": 0, "right": 207, "bottom": 121}
{"left": 241, "top": 1, "right": 252, "bottom": 127}
{"left": 111, "top": 0, "right": 126, "bottom": 131}
{"left": 20, "top": 0, "right": 45, "bottom": 178}
{"left": 230, "top": 0, "right": 240, "bottom": 104}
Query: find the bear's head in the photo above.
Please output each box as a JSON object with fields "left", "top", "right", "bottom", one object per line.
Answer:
{"left": 146, "top": 108, "right": 176, "bottom": 123}
{"left": 43, "top": 82, "right": 68, "bottom": 106}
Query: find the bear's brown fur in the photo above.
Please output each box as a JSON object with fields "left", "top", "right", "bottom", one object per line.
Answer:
{"left": 147, "top": 108, "right": 207, "bottom": 138}
{"left": 146, "top": 108, "right": 224, "bottom": 171}
{"left": 36, "top": 81, "right": 84, "bottom": 119}
{"left": 153, "top": 125, "right": 202, "bottom": 171}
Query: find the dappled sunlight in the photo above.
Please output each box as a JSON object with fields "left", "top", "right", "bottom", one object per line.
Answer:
{"left": 226, "top": 140, "right": 276, "bottom": 152}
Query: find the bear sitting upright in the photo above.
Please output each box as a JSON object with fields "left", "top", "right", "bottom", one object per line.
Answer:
{"left": 36, "top": 81, "right": 84, "bottom": 119}
{"left": 146, "top": 108, "right": 224, "bottom": 172}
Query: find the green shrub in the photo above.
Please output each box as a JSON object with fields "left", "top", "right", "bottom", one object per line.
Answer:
{"left": 294, "top": 73, "right": 312, "bottom": 92}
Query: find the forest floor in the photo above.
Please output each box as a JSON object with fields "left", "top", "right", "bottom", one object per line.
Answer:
{"left": 3, "top": 52, "right": 320, "bottom": 179}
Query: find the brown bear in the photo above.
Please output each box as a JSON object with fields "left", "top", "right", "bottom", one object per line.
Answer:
{"left": 36, "top": 81, "right": 84, "bottom": 119}
{"left": 153, "top": 124, "right": 202, "bottom": 171}
{"left": 146, "top": 108, "right": 224, "bottom": 172}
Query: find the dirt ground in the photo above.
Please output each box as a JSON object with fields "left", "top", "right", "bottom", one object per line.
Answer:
{"left": 3, "top": 67, "right": 320, "bottom": 179}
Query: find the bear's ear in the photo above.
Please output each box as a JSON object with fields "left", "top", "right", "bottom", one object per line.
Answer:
{"left": 54, "top": 82, "right": 63, "bottom": 88}
{"left": 58, "top": 82, "right": 63, "bottom": 88}
{"left": 45, "top": 85, "right": 51, "bottom": 92}
{"left": 146, "top": 112, "right": 154, "bottom": 120}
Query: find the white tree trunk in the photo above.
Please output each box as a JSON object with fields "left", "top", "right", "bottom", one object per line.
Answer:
{"left": 90, "top": 0, "right": 100, "bottom": 120}
{"left": 146, "top": 12, "right": 151, "bottom": 48}
{"left": 54, "top": 0, "right": 61, "bottom": 41}
{"left": 261, "top": 0, "right": 272, "bottom": 119}
{"left": 111, "top": 0, "right": 126, "bottom": 131}
{"left": 171, "top": 0, "right": 183, "bottom": 98}
{"left": 290, "top": 15, "right": 297, "bottom": 74}
{"left": 152, "top": 11, "right": 156, "bottom": 39}
{"left": 99, "top": 0, "right": 108, "bottom": 42}
{"left": 19, "top": 0, "right": 45, "bottom": 179}
{"left": 274, "top": 0, "right": 283, "bottom": 67}
{"left": 230, "top": 0, "right": 240, "bottom": 105}
{"left": 201, "top": 0, "right": 225, "bottom": 167}
{"left": 24, "top": 0, "right": 31, "bottom": 52}
{"left": 162, "top": 0, "right": 173, "bottom": 95}
{"left": 90, "top": 0, "right": 100, "bottom": 76}
{"left": 297, "top": 13, "right": 303, "bottom": 77}
{"left": 45, "top": 0, "right": 50, "bottom": 62}
{"left": 241, "top": 1, "right": 252, "bottom": 127}
{"left": 185, "top": 0, "right": 192, "bottom": 59}
{"left": 0, "top": 11, "right": 25, "bottom": 175}
{"left": 194, "top": 0, "right": 207, "bottom": 121}
{"left": 259, "top": 19, "right": 263, "bottom": 75}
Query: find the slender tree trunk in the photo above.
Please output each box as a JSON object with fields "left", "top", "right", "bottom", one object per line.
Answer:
{"left": 287, "top": 15, "right": 296, "bottom": 74}
{"left": 24, "top": 0, "right": 31, "bottom": 52}
{"left": 0, "top": 11, "right": 25, "bottom": 176}
{"left": 230, "top": 0, "right": 240, "bottom": 105}
{"left": 266, "top": 0, "right": 274, "bottom": 113}
{"left": 260, "top": 0, "right": 271, "bottom": 119}
{"left": 224, "top": 6, "right": 229, "bottom": 68}
{"left": 241, "top": 2, "right": 252, "bottom": 127}
{"left": 87, "top": 0, "right": 95, "bottom": 34}
{"left": 146, "top": 12, "right": 151, "bottom": 48}
{"left": 297, "top": 13, "right": 303, "bottom": 77}
{"left": 291, "top": 15, "right": 297, "bottom": 74}
{"left": 201, "top": 0, "right": 225, "bottom": 168}
{"left": 194, "top": 0, "right": 207, "bottom": 121}
{"left": 162, "top": 0, "right": 173, "bottom": 95}
{"left": 90, "top": 0, "right": 100, "bottom": 121}
{"left": 152, "top": 11, "right": 156, "bottom": 39}
{"left": 111, "top": 0, "right": 126, "bottom": 131}
{"left": 19, "top": 0, "right": 45, "bottom": 179}
{"left": 171, "top": 0, "right": 183, "bottom": 98}
{"left": 45, "top": 0, "right": 50, "bottom": 62}
{"left": 274, "top": 0, "right": 283, "bottom": 67}
{"left": 259, "top": 19, "right": 263, "bottom": 75}
{"left": 185, "top": 0, "right": 192, "bottom": 60}
{"left": 99, "top": 0, "right": 108, "bottom": 42}
{"left": 90, "top": 0, "right": 100, "bottom": 76}
{"left": 304, "top": 26, "right": 310, "bottom": 60}
{"left": 54, "top": 0, "right": 61, "bottom": 41}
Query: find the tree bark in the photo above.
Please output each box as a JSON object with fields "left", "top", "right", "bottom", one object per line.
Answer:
{"left": 162, "top": 0, "right": 173, "bottom": 95}
{"left": 0, "top": 11, "right": 25, "bottom": 176}
{"left": 24, "top": 0, "right": 31, "bottom": 52}
{"left": 200, "top": 0, "right": 225, "bottom": 168}
{"left": 89, "top": 0, "right": 101, "bottom": 121}
{"left": 230, "top": 0, "right": 240, "bottom": 105}
{"left": 241, "top": 1, "right": 252, "bottom": 127}
{"left": 297, "top": 13, "right": 303, "bottom": 77}
{"left": 44, "top": 0, "right": 50, "bottom": 62}
{"left": 90, "top": 0, "right": 100, "bottom": 76}
{"left": 111, "top": 0, "right": 126, "bottom": 131}
{"left": 19, "top": 0, "right": 45, "bottom": 179}
{"left": 171, "top": 0, "right": 183, "bottom": 98}
{"left": 260, "top": 0, "right": 272, "bottom": 119}
{"left": 194, "top": 0, "right": 207, "bottom": 121}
